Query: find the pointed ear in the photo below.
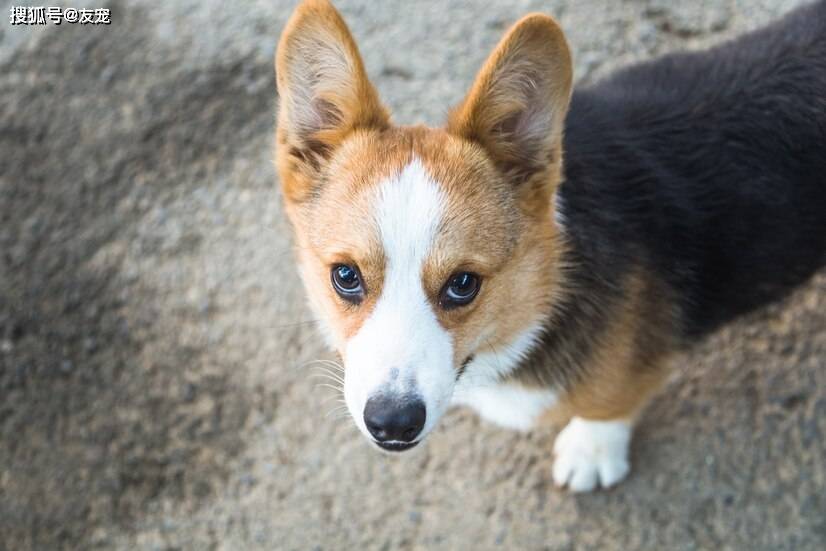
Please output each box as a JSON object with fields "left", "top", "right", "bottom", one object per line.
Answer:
{"left": 275, "top": 0, "right": 389, "bottom": 202}
{"left": 447, "top": 14, "right": 572, "bottom": 197}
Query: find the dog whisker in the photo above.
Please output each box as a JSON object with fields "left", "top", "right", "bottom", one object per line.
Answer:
{"left": 309, "top": 372, "right": 345, "bottom": 385}
{"left": 265, "top": 319, "right": 323, "bottom": 330}
{"left": 295, "top": 358, "right": 344, "bottom": 372}
{"left": 315, "top": 382, "right": 344, "bottom": 393}
{"left": 325, "top": 405, "right": 350, "bottom": 419}
{"left": 321, "top": 394, "right": 347, "bottom": 405}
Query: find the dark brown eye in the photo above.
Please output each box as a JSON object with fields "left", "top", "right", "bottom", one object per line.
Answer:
{"left": 331, "top": 264, "right": 364, "bottom": 303}
{"left": 440, "top": 272, "right": 480, "bottom": 309}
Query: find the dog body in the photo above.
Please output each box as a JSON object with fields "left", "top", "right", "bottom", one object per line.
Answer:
{"left": 275, "top": 0, "right": 826, "bottom": 492}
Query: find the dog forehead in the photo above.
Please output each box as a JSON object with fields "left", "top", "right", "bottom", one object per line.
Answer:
{"left": 374, "top": 158, "right": 446, "bottom": 253}
{"left": 310, "top": 127, "right": 520, "bottom": 263}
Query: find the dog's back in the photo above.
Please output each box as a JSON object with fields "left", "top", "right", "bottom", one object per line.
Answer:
{"left": 562, "top": 0, "right": 826, "bottom": 338}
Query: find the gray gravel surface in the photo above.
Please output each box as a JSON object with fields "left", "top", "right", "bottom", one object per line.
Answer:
{"left": 1, "top": 1, "right": 824, "bottom": 549}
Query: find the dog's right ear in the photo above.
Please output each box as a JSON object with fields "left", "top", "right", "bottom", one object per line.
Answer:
{"left": 275, "top": 0, "right": 389, "bottom": 203}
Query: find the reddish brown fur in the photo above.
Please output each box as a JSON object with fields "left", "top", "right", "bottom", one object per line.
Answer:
{"left": 556, "top": 271, "right": 674, "bottom": 421}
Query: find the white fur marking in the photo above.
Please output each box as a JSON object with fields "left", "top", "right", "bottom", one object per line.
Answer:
{"left": 552, "top": 417, "right": 632, "bottom": 492}
{"left": 451, "top": 323, "right": 557, "bottom": 430}
{"left": 553, "top": 192, "right": 567, "bottom": 231}
{"left": 344, "top": 159, "right": 455, "bottom": 442}
{"left": 452, "top": 383, "right": 557, "bottom": 431}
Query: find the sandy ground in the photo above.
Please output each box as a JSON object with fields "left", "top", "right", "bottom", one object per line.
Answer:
{"left": 1, "top": 0, "right": 824, "bottom": 549}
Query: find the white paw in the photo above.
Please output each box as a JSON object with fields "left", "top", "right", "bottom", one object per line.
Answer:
{"left": 552, "top": 417, "right": 632, "bottom": 493}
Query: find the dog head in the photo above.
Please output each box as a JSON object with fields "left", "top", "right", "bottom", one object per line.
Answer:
{"left": 275, "top": 0, "right": 572, "bottom": 451}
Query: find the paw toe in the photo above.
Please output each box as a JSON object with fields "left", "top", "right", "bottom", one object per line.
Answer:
{"left": 567, "top": 464, "right": 599, "bottom": 493}
{"left": 597, "top": 456, "right": 630, "bottom": 488}
{"left": 551, "top": 417, "right": 632, "bottom": 493}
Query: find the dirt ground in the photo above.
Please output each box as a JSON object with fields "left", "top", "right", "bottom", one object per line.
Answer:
{"left": 1, "top": 0, "right": 824, "bottom": 549}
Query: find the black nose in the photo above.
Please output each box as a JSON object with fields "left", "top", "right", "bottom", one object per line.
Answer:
{"left": 363, "top": 395, "right": 426, "bottom": 448}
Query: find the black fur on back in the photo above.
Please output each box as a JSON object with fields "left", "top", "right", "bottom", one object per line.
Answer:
{"left": 560, "top": 0, "right": 826, "bottom": 340}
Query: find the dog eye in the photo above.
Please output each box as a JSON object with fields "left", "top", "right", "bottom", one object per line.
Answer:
{"left": 440, "top": 272, "right": 481, "bottom": 309}
{"left": 331, "top": 264, "right": 364, "bottom": 302}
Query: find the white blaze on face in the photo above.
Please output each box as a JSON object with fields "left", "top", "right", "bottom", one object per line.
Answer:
{"left": 344, "top": 159, "right": 455, "bottom": 441}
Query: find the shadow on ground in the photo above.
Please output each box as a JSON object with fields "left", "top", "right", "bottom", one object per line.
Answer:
{"left": 0, "top": 3, "right": 275, "bottom": 548}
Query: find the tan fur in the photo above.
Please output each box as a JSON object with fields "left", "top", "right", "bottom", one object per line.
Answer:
{"left": 556, "top": 271, "right": 674, "bottom": 421}
{"left": 288, "top": 129, "right": 408, "bottom": 343}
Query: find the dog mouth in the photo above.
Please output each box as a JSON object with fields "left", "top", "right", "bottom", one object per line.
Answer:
{"left": 374, "top": 440, "right": 419, "bottom": 452}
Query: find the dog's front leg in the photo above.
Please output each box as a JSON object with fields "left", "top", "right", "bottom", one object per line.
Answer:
{"left": 551, "top": 359, "right": 667, "bottom": 493}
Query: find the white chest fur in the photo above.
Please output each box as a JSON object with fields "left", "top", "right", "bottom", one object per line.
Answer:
{"left": 452, "top": 382, "right": 557, "bottom": 431}
{"left": 450, "top": 323, "right": 557, "bottom": 431}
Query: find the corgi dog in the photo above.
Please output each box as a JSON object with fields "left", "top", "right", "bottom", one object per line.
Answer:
{"left": 274, "top": 0, "right": 826, "bottom": 492}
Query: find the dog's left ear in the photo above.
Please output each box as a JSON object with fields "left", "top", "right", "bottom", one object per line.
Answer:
{"left": 275, "top": 0, "right": 389, "bottom": 203}
{"left": 447, "top": 14, "right": 572, "bottom": 206}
